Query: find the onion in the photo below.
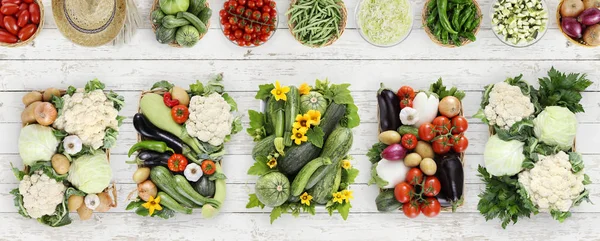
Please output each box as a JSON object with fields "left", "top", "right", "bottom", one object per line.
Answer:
{"left": 583, "top": 0, "right": 600, "bottom": 9}
{"left": 578, "top": 8, "right": 600, "bottom": 25}
{"left": 137, "top": 180, "right": 158, "bottom": 201}
{"left": 381, "top": 143, "right": 408, "bottom": 161}
{"left": 561, "top": 0, "right": 585, "bottom": 18}
{"left": 562, "top": 17, "right": 584, "bottom": 38}
{"left": 583, "top": 24, "right": 600, "bottom": 46}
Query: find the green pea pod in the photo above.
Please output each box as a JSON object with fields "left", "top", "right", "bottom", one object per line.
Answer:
{"left": 460, "top": 32, "right": 477, "bottom": 41}
{"left": 450, "top": 33, "right": 462, "bottom": 46}
{"left": 437, "top": 0, "right": 458, "bottom": 34}
{"left": 441, "top": 29, "right": 449, "bottom": 45}
{"left": 458, "top": 7, "right": 474, "bottom": 31}
{"left": 128, "top": 140, "right": 175, "bottom": 157}
{"left": 452, "top": 5, "right": 463, "bottom": 30}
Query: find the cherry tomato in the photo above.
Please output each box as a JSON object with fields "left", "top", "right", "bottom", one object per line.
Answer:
{"left": 3, "top": 16, "right": 18, "bottom": 35}
{"left": 268, "top": 1, "right": 276, "bottom": 8}
{"left": 418, "top": 123, "right": 435, "bottom": 141}
{"left": 244, "top": 24, "right": 254, "bottom": 33}
{"left": 259, "top": 33, "right": 269, "bottom": 41}
{"left": 229, "top": 1, "right": 238, "bottom": 8}
{"left": 0, "top": 29, "right": 17, "bottom": 43}
{"left": 17, "top": 10, "right": 28, "bottom": 27}
{"left": 406, "top": 168, "right": 424, "bottom": 185}
{"left": 219, "top": 9, "right": 227, "bottom": 17}
{"left": 228, "top": 16, "right": 238, "bottom": 25}
{"left": 256, "top": 0, "right": 264, "bottom": 7}
{"left": 1, "top": 3, "right": 19, "bottom": 15}
{"left": 228, "top": 33, "right": 237, "bottom": 41}
{"left": 235, "top": 5, "right": 245, "bottom": 14}
{"left": 394, "top": 182, "right": 413, "bottom": 203}
{"left": 238, "top": 0, "right": 246, "bottom": 5}
{"left": 423, "top": 176, "right": 441, "bottom": 197}
{"left": 231, "top": 24, "right": 239, "bottom": 30}
{"left": 243, "top": 33, "right": 252, "bottom": 41}
{"left": 247, "top": 0, "right": 256, "bottom": 8}
{"left": 220, "top": 17, "right": 228, "bottom": 25}
{"left": 270, "top": 9, "right": 277, "bottom": 18}
{"left": 432, "top": 136, "right": 452, "bottom": 155}
{"left": 223, "top": 1, "right": 230, "bottom": 8}
{"left": 450, "top": 134, "right": 469, "bottom": 153}
{"left": 451, "top": 116, "right": 468, "bottom": 134}
{"left": 223, "top": 28, "right": 231, "bottom": 35}
{"left": 27, "top": 3, "right": 38, "bottom": 24}
{"left": 1, "top": 0, "right": 21, "bottom": 5}
{"left": 262, "top": 5, "right": 271, "bottom": 13}
{"left": 16, "top": 22, "right": 34, "bottom": 40}
{"left": 397, "top": 86, "right": 415, "bottom": 100}
{"left": 260, "top": 26, "right": 269, "bottom": 34}
{"left": 252, "top": 10, "right": 261, "bottom": 20}
{"left": 23, "top": 0, "right": 32, "bottom": 3}
{"left": 400, "top": 98, "right": 412, "bottom": 109}
{"left": 223, "top": 22, "right": 232, "bottom": 30}
{"left": 253, "top": 24, "right": 262, "bottom": 33}
{"left": 421, "top": 197, "right": 441, "bottom": 218}
{"left": 432, "top": 116, "right": 451, "bottom": 135}
{"left": 244, "top": 8, "right": 253, "bottom": 18}
{"left": 401, "top": 133, "right": 417, "bottom": 150}
{"left": 252, "top": 38, "right": 261, "bottom": 45}
{"left": 0, "top": 12, "right": 4, "bottom": 27}
{"left": 261, "top": 12, "right": 270, "bottom": 22}
{"left": 234, "top": 29, "right": 243, "bottom": 39}
{"left": 238, "top": 19, "right": 247, "bottom": 28}
{"left": 403, "top": 202, "right": 420, "bottom": 218}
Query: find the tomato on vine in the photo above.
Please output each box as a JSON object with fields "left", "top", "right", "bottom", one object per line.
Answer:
{"left": 450, "top": 134, "right": 468, "bottom": 153}
{"left": 421, "top": 198, "right": 441, "bottom": 217}
{"left": 403, "top": 202, "right": 420, "bottom": 218}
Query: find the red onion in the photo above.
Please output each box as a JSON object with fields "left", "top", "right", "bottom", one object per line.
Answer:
{"left": 380, "top": 143, "right": 407, "bottom": 161}
{"left": 578, "top": 8, "right": 600, "bottom": 25}
{"left": 562, "top": 17, "right": 583, "bottom": 38}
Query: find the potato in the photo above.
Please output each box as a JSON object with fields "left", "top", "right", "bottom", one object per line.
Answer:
{"left": 42, "top": 88, "right": 61, "bottom": 102}
{"left": 22, "top": 92, "right": 42, "bottom": 107}
{"left": 68, "top": 195, "right": 84, "bottom": 212}
{"left": 132, "top": 167, "right": 151, "bottom": 184}
{"left": 21, "top": 101, "right": 41, "bottom": 124}
{"left": 415, "top": 141, "right": 434, "bottom": 159}
{"left": 77, "top": 204, "right": 93, "bottom": 220}
{"left": 420, "top": 158, "right": 437, "bottom": 176}
{"left": 170, "top": 86, "right": 190, "bottom": 106}
{"left": 34, "top": 102, "right": 58, "bottom": 126}
{"left": 95, "top": 192, "right": 114, "bottom": 212}
{"left": 404, "top": 153, "right": 422, "bottom": 167}
{"left": 378, "top": 131, "right": 401, "bottom": 145}
{"left": 138, "top": 180, "right": 158, "bottom": 201}
{"left": 51, "top": 154, "right": 70, "bottom": 175}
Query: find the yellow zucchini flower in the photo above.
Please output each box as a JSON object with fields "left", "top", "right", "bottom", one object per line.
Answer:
{"left": 142, "top": 196, "right": 162, "bottom": 216}
{"left": 341, "top": 160, "right": 352, "bottom": 170}
{"left": 299, "top": 83, "right": 311, "bottom": 95}
{"left": 267, "top": 158, "right": 277, "bottom": 169}
{"left": 291, "top": 128, "right": 308, "bottom": 145}
{"left": 300, "top": 192, "right": 313, "bottom": 206}
{"left": 332, "top": 192, "right": 344, "bottom": 204}
{"left": 306, "top": 110, "right": 321, "bottom": 126}
{"left": 271, "top": 81, "right": 290, "bottom": 101}
{"left": 342, "top": 190, "right": 354, "bottom": 201}
{"left": 293, "top": 114, "right": 313, "bottom": 131}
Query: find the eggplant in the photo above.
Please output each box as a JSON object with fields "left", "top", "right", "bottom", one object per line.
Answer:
{"left": 377, "top": 85, "right": 401, "bottom": 131}
{"left": 435, "top": 153, "right": 464, "bottom": 211}
{"left": 140, "top": 158, "right": 169, "bottom": 167}
{"left": 137, "top": 150, "right": 171, "bottom": 162}
{"left": 377, "top": 92, "right": 391, "bottom": 131}
{"left": 133, "top": 113, "right": 184, "bottom": 153}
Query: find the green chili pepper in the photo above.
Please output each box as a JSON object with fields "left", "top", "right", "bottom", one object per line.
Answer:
{"left": 441, "top": 29, "right": 449, "bottom": 45}
{"left": 467, "top": 16, "right": 480, "bottom": 32}
{"left": 128, "top": 140, "right": 174, "bottom": 157}
{"left": 460, "top": 32, "right": 476, "bottom": 41}
{"left": 450, "top": 33, "right": 462, "bottom": 46}
{"left": 448, "top": 0, "right": 471, "bottom": 3}
{"left": 458, "top": 7, "right": 473, "bottom": 31}
{"left": 428, "top": 0, "right": 437, "bottom": 11}
{"left": 452, "top": 5, "right": 463, "bottom": 30}
{"left": 427, "top": 6, "right": 438, "bottom": 24}
{"left": 434, "top": 20, "right": 442, "bottom": 38}
{"left": 437, "top": 0, "right": 458, "bottom": 34}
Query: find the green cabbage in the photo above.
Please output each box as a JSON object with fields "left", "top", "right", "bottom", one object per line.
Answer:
{"left": 358, "top": 0, "right": 412, "bottom": 46}
{"left": 68, "top": 152, "right": 112, "bottom": 194}
{"left": 18, "top": 124, "right": 60, "bottom": 166}
{"left": 533, "top": 106, "right": 577, "bottom": 151}
{"left": 159, "top": 0, "right": 189, "bottom": 15}
{"left": 484, "top": 135, "right": 525, "bottom": 176}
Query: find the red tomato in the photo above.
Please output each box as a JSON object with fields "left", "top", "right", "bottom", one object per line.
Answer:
{"left": 234, "top": 29, "right": 243, "bottom": 39}
{"left": 406, "top": 168, "right": 424, "bottom": 185}
{"left": 223, "top": 23, "right": 232, "bottom": 29}
{"left": 421, "top": 198, "right": 441, "bottom": 217}
{"left": 219, "top": 9, "right": 227, "bottom": 17}
{"left": 252, "top": 39, "right": 260, "bottom": 45}
{"left": 244, "top": 8, "right": 253, "bottom": 18}
{"left": 231, "top": 24, "right": 238, "bottom": 30}
{"left": 0, "top": 12, "right": 4, "bottom": 27}
{"left": 423, "top": 176, "right": 441, "bottom": 197}
{"left": 27, "top": 3, "right": 38, "bottom": 24}
{"left": 401, "top": 133, "right": 417, "bottom": 150}
{"left": 247, "top": 0, "right": 256, "bottom": 8}
{"left": 256, "top": 0, "right": 264, "bottom": 7}
{"left": 223, "top": 28, "right": 231, "bottom": 35}
{"left": 243, "top": 33, "right": 252, "bottom": 41}
{"left": 450, "top": 134, "right": 469, "bottom": 153}
{"left": 238, "top": 19, "right": 247, "bottom": 28}
{"left": 235, "top": 5, "right": 245, "bottom": 14}
{"left": 451, "top": 116, "right": 468, "bottom": 134}
{"left": 227, "top": 33, "right": 236, "bottom": 41}
{"left": 1, "top": 0, "right": 21, "bottom": 5}
{"left": 268, "top": 0, "right": 276, "bottom": 8}
{"left": 260, "top": 26, "right": 269, "bottom": 34}
{"left": 400, "top": 98, "right": 412, "bottom": 109}
{"left": 432, "top": 136, "right": 451, "bottom": 155}
{"left": 229, "top": 1, "right": 238, "bottom": 8}
{"left": 403, "top": 202, "right": 420, "bottom": 218}
{"left": 418, "top": 123, "right": 435, "bottom": 141}
{"left": 253, "top": 24, "right": 261, "bottom": 33}
{"left": 228, "top": 16, "right": 238, "bottom": 25}
{"left": 394, "top": 182, "right": 413, "bottom": 203}
{"left": 223, "top": 1, "right": 230, "bottom": 8}
{"left": 259, "top": 33, "right": 269, "bottom": 41}
{"left": 18, "top": 2, "right": 27, "bottom": 11}
{"left": 262, "top": 5, "right": 271, "bottom": 13}
{"left": 1, "top": 3, "right": 19, "bottom": 15}
{"left": 238, "top": 0, "right": 246, "bottom": 5}
{"left": 3, "top": 16, "right": 18, "bottom": 35}
{"left": 261, "top": 12, "right": 270, "bottom": 22}
{"left": 397, "top": 86, "right": 415, "bottom": 100}
{"left": 270, "top": 9, "right": 277, "bottom": 17}
{"left": 17, "top": 10, "right": 27, "bottom": 27}
{"left": 23, "top": 0, "right": 32, "bottom": 3}
{"left": 432, "top": 116, "right": 451, "bottom": 135}
{"left": 0, "top": 29, "right": 17, "bottom": 43}
{"left": 17, "top": 23, "right": 34, "bottom": 40}
{"left": 252, "top": 10, "right": 261, "bottom": 20}
{"left": 244, "top": 24, "right": 253, "bottom": 33}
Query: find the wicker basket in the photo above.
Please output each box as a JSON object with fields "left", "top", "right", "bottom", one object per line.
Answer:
{"left": 376, "top": 95, "right": 466, "bottom": 212}
{"left": 422, "top": 0, "right": 481, "bottom": 48}
{"left": 150, "top": 0, "right": 211, "bottom": 48}
{"left": 287, "top": 0, "right": 347, "bottom": 48}
{"left": 0, "top": 0, "right": 44, "bottom": 47}
{"left": 556, "top": 1, "right": 597, "bottom": 48}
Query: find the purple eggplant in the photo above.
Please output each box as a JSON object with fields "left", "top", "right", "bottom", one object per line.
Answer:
{"left": 377, "top": 84, "right": 401, "bottom": 131}
{"left": 435, "top": 153, "right": 464, "bottom": 212}
{"left": 562, "top": 17, "right": 584, "bottom": 38}
{"left": 578, "top": 8, "right": 600, "bottom": 25}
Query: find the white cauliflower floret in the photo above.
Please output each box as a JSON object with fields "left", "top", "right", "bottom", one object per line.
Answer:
{"left": 18, "top": 171, "right": 66, "bottom": 219}
{"left": 185, "top": 93, "right": 233, "bottom": 146}
{"left": 484, "top": 82, "right": 534, "bottom": 129}
{"left": 53, "top": 89, "right": 119, "bottom": 149}
{"left": 518, "top": 151, "right": 585, "bottom": 212}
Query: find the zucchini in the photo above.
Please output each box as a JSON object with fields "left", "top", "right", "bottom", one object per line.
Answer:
{"left": 310, "top": 161, "right": 339, "bottom": 204}
{"left": 157, "top": 192, "right": 193, "bottom": 214}
{"left": 150, "top": 166, "right": 196, "bottom": 207}
{"left": 176, "top": 25, "right": 199, "bottom": 47}
{"left": 305, "top": 165, "right": 329, "bottom": 190}
{"left": 251, "top": 135, "right": 276, "bottom": 160}
{"left": 177, "top": 12, "right": 207, "bottom": 34}
{"left": 155, "top": 25, "right": 177, "bottom": 44}
{"left": 319, "top": 126, "right": 353, "bottom": 164}
{"left": 173, "top": 175, "right": 221, "bottom": 207}
{"left": 398, "top": 125, "right": 418, "bottom": 137}
{"left": 283, "top": 86, "right": 300, "bottom": 147}
{"left": 198, "top": 8, "right": 212, "bottom": 25}
{"left": 194, "top": 175, "right": 215, "bottom": 197}
{"left": 161, "top": 15, "right": 190, "bottom": 29}
{"left": 331, "top": 165, "right": 342, "bottom": 194}
{"left": 277, "top": 102, "right": 347, "bottom": 176}
{"left": 267, "top": 96, "right": 285, "bottom": 154}
{"left": 151, "top": 9, "right": 166, "bottom": 25}
{"left": 290, "top": 157, "right": 332, "bottom": 196}
{"left": 202, "top": 163, "right": 226, "bottom": 219}
{"left": 375, "top": 190, "right": 402, "bottom": 212}
{"left": 188, "top": 0, "right": 206, "bottom": 15}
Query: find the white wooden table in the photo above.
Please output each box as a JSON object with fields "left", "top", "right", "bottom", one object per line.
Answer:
{"left": 1, "top": 0, "right": 599, "bottom": 240}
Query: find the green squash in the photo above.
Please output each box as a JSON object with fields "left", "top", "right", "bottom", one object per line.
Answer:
{"left": 255, "top": 172, "right": 290, "bottom": 207}
{"left": 176, "top": 25, "right": 199, "bottom": 47}
{"left": 300, "top": 91, "right": 327, "bottom": 114}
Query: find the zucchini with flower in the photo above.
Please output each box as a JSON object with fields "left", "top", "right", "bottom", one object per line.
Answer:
{"left": 246, "top": 79, "right": 360, "bottom": 223}
{"left": 474, "top": 67, "right": 593, "bottom": 228}
{"left": 12, "top": 79, "right": 123, "bottom": 227}
{"left": 126, "top": 74, "right": 242, "bottom": 219}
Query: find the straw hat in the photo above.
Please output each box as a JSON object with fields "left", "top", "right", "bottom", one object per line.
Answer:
{"left": 52, "top": 0, "right": 127, "bottom": 47}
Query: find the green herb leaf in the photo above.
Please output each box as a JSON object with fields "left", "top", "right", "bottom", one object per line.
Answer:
{"left": 66, "top": 86, "right": 76, "bottom": 96}
{"left": 550, "top": 210, "right": 572, "bottom": 223}
{"left": 341, "top": 103, "right": 360, "bottom": 128}
{"left": 151, "top": 80, "right": 174, "bottom": 91}
{"left": 106, "top": 91, "right": 125, "bottom": 111}
{"left": 367, "top": 163, "right": 389, "bottom": 188}
{"left": 246, "top": 194, "right": 266, "bottom": 209}
{"left": 366, "top": 142, "right": 387, "bottom": 164}
{"left": 337, "top": 201, "right": 352, "bottom": 220}
{"left": 247, "top": 110, "right": 267, "bottom": 141}
{"left": 568, "top": 152, "right": 585, "bottom": 173}
{"left": 103, "top": 128, "right": 119, "bottom": 149}
{"left": 270, "top": 206, "right": 283, "bottom": 224}
{"left": 342, "top": 167, "right": 359, "bottom": 185}
{"left": 10, "top": 163, "right": 25, "bottom": 181}
{"left": 84, "top": 79, "right": 105, "bottom": 92}
{"left": 116, "top": 115, "right": 126, "bottom": 127}
{"left": 247, "top": 156, "right": 271, "bottom": 176}
{"left": 256, "top": 84, "right": 275, "bottom": 100}
{"left": 126, "top": 200, "right": 144, "bottom": 211}
{"left": 429, "top": 78, "right": 466, "bottom": 100}
{"left": 222, "top": 93, "right": 238, "bottom": 111}
{"left": 306, "top": 126, "right": 325, "bottom": 148}
{"left": 209, "top": 172, "right": 227, "bottom": 181}
{"left": 537, "top": 67, "right": 592, "bottom": 113}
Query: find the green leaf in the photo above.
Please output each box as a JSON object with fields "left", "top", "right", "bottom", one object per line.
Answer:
{"left": 10, "top": 188, "right": 29, "bottom": 218}
{"left": 550, "top": 210, "right": 572, "bottom": 223}
{"left": 106, "top": 91, "right": 125, "bottom": 111}
{"left": 151, "top": 80, "right": 174, "bottom": 91}
{"left": 84, "top": 79, "right": 105, "bottom": 92}
{"left": 126, "top": 200, "right": 144, "bottom": 211}
{"left": 135, "top": 206, "right": 150, "bottom": 217}
{"left": 313, "top": 79, "right": 330, "bottom": 94}
{"left": 222, "top": 93, "right": 238, "bottom": 111}
{"left": 367, "top": 163, "right": 388, "bottom": 188}
{"left": 247, "top": 110, "right": 267, "bottom": 141}
{"left": 256, "top": 84, "right": 275, "bottom": 100}
{"left": 341, "top": 103, "right": 360, "bottom": 128}
{"left": 306, "top": 126, "right": 325, "bottom": 148}
{"left": 190, "top": 73, "right": 226, "bottom": 96}
{"left": 65, "top": 187, "right": 86, "bottom": 198}
{"left": 270, "top": 206, "right": 283, "bottom": 224}
{"left": 537, "top": 67, "right": 592, "bottom": 113}
{"left": 52, "top": 129, "right": 68, "bottom": 139}
{"left": 247, "top": 156, "right": 271, "bottom": 176}
{"left": 66, "top": 86, "right": 76, "bottom": 96}
{"left": 366, "top": 142, "right": 387, "bottom": 164}
{"left": 472, "top": 109, "right": 489, "bottom": 124}
{"left": 103, "top": 128, "right": 119, "bottom": 149}
{"left": 429, "top": 78, "right": 466, "bottom": 100}
{"left": 583, "top": 174, "right": 592, "bottom": 185}
{"left": 189, "top": 81, "right": 205, "bottom": 96}
{"left": 10, "top": 163, "right": 25, "bottom": 181}
{"left": 28, "top": 162, "right": 68, "bottom": 182}
{"left": 51, "top": 95, "right": 64, "bottom": 114}
{"left": 246, "top": 194, "right": 266, "bottom": 209}
{"left": 153, "top": 207, "right": 175, "bottom": 219}
{"left": 343, "top": 168, "right": 360, "bottom": 185}
{"left": 494, "top": 119, "right": 534, "bottom": 142}
{"left": 568, "top": 152, "right": 585, "bottom": 173}
{"left": 208, "top": 172, "right": 227, "bottom": 181}
{"left": 38, "top": 200, "right": 71, "bottom": 227}
{"left": 116, "top": 115, "right": 126, "bottom": 127}
{"left": 337, "top": 201, "right": 352, "bottom": 220}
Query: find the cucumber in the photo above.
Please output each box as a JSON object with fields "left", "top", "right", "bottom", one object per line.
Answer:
{"left": 155, "top": 25, "right": 177, "bottom": 44}
{"left": 157, "top": 192, "right": 193, "bottom": 214}
{"left": 267, "top": 96, "right": 285, "bottom": 154}
{"left": 198, "top": 8, "right": 212, "bottom": 25}
{"left": 150, "top": 166, "right": 196, "bottom": 207}
{"left": 188, "top": 0, "right": 206, "bottom": 15}
{"left": 398, "top": 125, "right": 419, "bottom": 136}
{"left": 177, "top": 12, "right": 207, "bottom": 34}
{"left": 173, "top": 175, "right": 221, "bottom": 207}
{"left": 202, "top": 163, "right": 226, "bottom": 219}
{"left": 290, "top": 157, "right": 332, "bottom": 196}
{"left": 151, "top": 9, "right": 166, "bottom": 25}
{"left": 283, "top": 86, "right": 300, "bottom": 147}
{"left": 161, "top": 15, "right": 190, "bottom": 29}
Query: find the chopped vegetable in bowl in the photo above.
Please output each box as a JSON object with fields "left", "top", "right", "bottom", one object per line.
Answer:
{"left": 491, "top": 0, "right": 548, "bottom": 47}
{"left": 356, "top": 0, "right": 414, "bottom": 47}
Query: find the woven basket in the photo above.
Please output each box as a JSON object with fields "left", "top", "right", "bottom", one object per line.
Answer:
{"left": 150, "top": 0, "right": 210, "bottom": 48}
{"left": 422, "top": 0, "right": 481, "bottom": 48}
{"left": 556, "top": 1, "right": 596, "bottom": 48}
{"left": 376, "top": 96, "right": 466, "bottom": 212}
{"left": 0, "top": 0, "right": 44, "bottom": 47}
{"left": 287, "top": 0, "right": 347, "bottom": 48}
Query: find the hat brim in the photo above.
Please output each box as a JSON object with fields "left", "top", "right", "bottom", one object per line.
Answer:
{"left": 53, "top": 0, "right": 127, "bottom": 47}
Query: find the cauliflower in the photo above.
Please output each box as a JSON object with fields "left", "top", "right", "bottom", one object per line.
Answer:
{"left": 483, "top": 82, "right": 534, "bottom": 129}
{"left": 18, "top": 171, "right": 66, "bottom": 219}
{"left": 518, "top": 151, "right": 585, "bottom": 212}
{"left": 53, "top": 89, "right": 119, "bottom": 149}
{"left": 186, "top": 93, "right": 233, "bottom": 146}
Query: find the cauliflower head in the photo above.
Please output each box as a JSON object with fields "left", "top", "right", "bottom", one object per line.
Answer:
{"left": 186, "top": 93, "right": 233, "bottom": 146}
{"left": 518, "top": 151, "right": 585, "bottom": 212}
{"left": 53, "top": 89, "right": 119, "bottom": 149}
{"left": 18, "top": 171, "right": 66, "bottom": 219}
{"left": 484, "top": 82, "right": 534, "bottom": 129}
